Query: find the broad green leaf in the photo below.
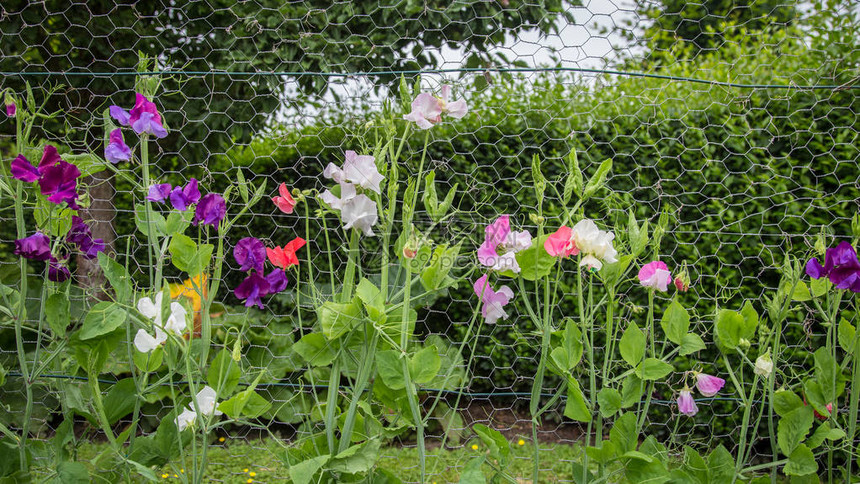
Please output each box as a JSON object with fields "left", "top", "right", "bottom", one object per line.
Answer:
{"left": 597, "top": 388, "right": 623, "bottom": 418}
{"left": 289, "top": 455, "right": 329, "bottom": 484}
{"left": 473, "top": 423, "right": 510, "bottom": 466}
{"left": 679, "top": 333, "right": 706, "bottom": 356}
{"left": 133, "top": 346, "right": 164, "bottom": 373}
{"left": 376, "top": 350, "right": 405, "bottom": 390}
{"left": 164, "top": 210, "right": 192, "bottom": 235}
{"left": 169, "top": 233, "right": 213, "bottom": 277}
{"left": 813, "top": 347, "right": 842, "bottom": 405}
{"left": 53, "top": 461, "right": 90, "bottom": 484}
{"left": 563, "top": 378, "right": 591, "bottom": 423}
{"left": 660, "top": 300, "right": 690, "bottom": 345}
{"left": 637, "top": 358, "right": 673, "bottom": 381}
{"left": 773, "top": 390, "right": 804, "bottom": 417}
{"left": 563, "top": 318, "right": 584, "bottom": 368}
{"left": 46, "top": 293, "right": 70, "bottom": 337}
{"left": 98, "top": 252, "right": 132, "bottom": 302}
{"left": 104, "top": 378, "right": 137, "bottom": 425}
{"left": 621, "top": 450, "right": 654, "bottom": 462}
{"left": 619, "top": 323, "right": 646, "bottom": 367}
{"left": 217, "top": 388, "right": 271, "bottom": 419}
{"left": 609, "top": 412, "right": 637, "bottom": 454}
{"left": 682, "top": 446, "right": 708, "bottom": 484}
{"left": 715, "top": 309, "right": 754, "bottom": 350}
{"left": 410, "top": 345, "right": 441, "bottom": 385}
{"left": 778, "top": 406, "right": 814, "bottom": 456}
{"left": 293, "top": 333, "right": 336, "bottom": 367}
{"left": 208, "top": 350, "right": 241, "bottom": 397}
{"left": 806, "top": 421, "right": 831, "bottom": 450}
{"left": 515, "top": 235, "right": 557, "bottom": 281}
{"left": 706, "top": 445, "right": 735, "bottom": 483}
{"left": 134, "top": 205, "right": 167, "bottom": 239}
{"left": 791, "top": 281, "right": 812, "bottom": 302}
{"left": 457, "top": 456, "right": 486, "bottom": 484}
{"left": 582, "top": 158, "right": 612, "bottom": 200}
{"left": 621, "top": 374, "right": 645, "bottom": 408}
{"left": 328, "top": 439, "right": 381, "bottom": 474}
{"left": 784, "top": 444, "right": 817, "bottom": 476}
{"left": 356, "top": 278, "right": 383, "bottom": 312}
{"left": 838, "top": 318, "right": 856, "bottom": 354}
{"left": 318, "top": 300, "right": 362, "bottom": 340}
{"left": 80, "top": 302, "right": 128, "bottom": 340}
{"left": 585, "top": 442, "right": 616, "bottom": 466}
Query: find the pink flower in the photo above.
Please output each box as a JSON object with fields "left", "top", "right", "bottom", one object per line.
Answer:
{"left": 544, "top": 226, "right": 579, "bottom": 257}
{"left": 473, "top": 274, "right": 514, "bottom": 324}
{"left": 477, "top": 215, "right": 531, "bottom": 273}
{"left": 273, "top": 183, "right": 297, "bottom": 214}
{"left": 695, "top": 373, "right": 725, "bottom": 397}
{"left": 677, "top": 389, "right": 698, "bottom": 416}
{"left": 638, "top": 261, "right": 673, "bottom": 292}
{"left": 403, "top": 85, "right": 468, "bottom": 129}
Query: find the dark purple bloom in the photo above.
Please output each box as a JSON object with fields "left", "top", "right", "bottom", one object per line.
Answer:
{"left": 66, "top": 216, "right": 105, "bottom": 259}
{"left": 109, "top": 105, "right": 131, "bottom": 126}
{"left": 234, "top": 237, "right": 266, "bottom": 272}
{"left": 6, "top": 102, "right": 15, "bottom": 118}
{"left": 39, "top": 160, "right": 81, "bottom": 207}
{"left": 104, "top": 129, "right": 131, "bottom": 164}
{"left": 48, "top": 256, "right": 71, "bottom": 282}
{"left": 266, "top": 269, "right": 288, "bottom": 294}
{"left": 234, "top": 272, "right": 270, "bottom": 309}
{"left": 194, "top": 193, "right": 226, "bottom": 228}
{"left": 147, "top": 183, "right": 172, "bottom": 203}
{"left": 14, "top": 232, "right": 51, "bottom": 261}
{"left": 130, "top": 94, "right": 167, "bottom": 138}
{"left": 807, "top": 241, "right": 860, "bottom": 292}
{"left": 169, "top": 178, "right": 201, "bottom": 211}
{"left": 11, "top": 154, "right": 40, "bottom": 182}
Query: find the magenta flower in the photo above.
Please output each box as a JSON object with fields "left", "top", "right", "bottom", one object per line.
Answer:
{"left": 11, "top": 154, "right": 42, "bottom": 183}
{"left": 234, "top": 237, "right": 266, "bottom": 272}
{"left": 806, "top": 241, "right": 860, "bottom": 292}
{"left": 66, "top": 216, "right": 105, "bottom": 259}
{"left": 12, "top": 146, "right": 81, "bottom": 209}
{"left": 694, "top": 373, "right": 725, "bottom": 397}
{"left": 266, "top": 269, "right": 289, "bottom": 294}
{"left": 48, "top": 256, "right": 71, "bottom": 282}
{"left": 14, "top": 232, "right": 52, "bottom": 261}
{"left": 638, "top": 261, "right": 673, "bottom": 292}
{"left": 403, "top": 85, "right": 468, "bottom": 129}
{"left": 147, "top": 183, "right": 172, "bottom": 203}
{"left": 234, "top": 272, "right": 270, "bottom": 309}
{"left": 544, "top": 226, "right": 579, "bottom": 258}
{"left": 677, "top": 389, "right": 698, "bottom": 417}
{"left": 104, "top": 129, "right": 131, "bottom": 164}
{"left": 194, "top": 193, "right": 227, "bottom": 227}
{"left": 477, "top": 215, "right": 532, "bottom": 273}
{"left": 6, "top": 102, "right": 15, "bottom": 118}
{"left": 473, "top": 274, "right": 515, "bottom": 324}
{"left": 110, "top": 93, "right": 168, "bottom": 138}
{"left": 169, "top": 179, "right": 201, "bottom": 211}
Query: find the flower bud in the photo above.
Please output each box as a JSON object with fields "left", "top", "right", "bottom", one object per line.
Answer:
{"left": 738, "top": 338, "right": 751, "bottom": 351}
{"left": 5, "top": 92, "right": 16, "bottom": 118}
{"left": 754, "top": 354, "right": 773, "bottom": 377}
{"left": 528, "top": 213, "right": 545, "bottom": 225}
{"left": 674, "top": 263, "right": 691, "bottom": 292}
{"left": 232, "top": 336, "right": 242, "bottom": 362}
{"left": 677, "top": 388, "right": 698, "bottom": 416}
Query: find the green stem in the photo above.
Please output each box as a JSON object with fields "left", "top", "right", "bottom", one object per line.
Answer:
{"left": 324, "top": 358, "right": 341, "bottom": 454}
{"left": 341, "top": 229, "right": 360, "bottom": 303}
{"left": 637, "top": 290, "right": 656, "bottom": 433}
{"left": 338, "top": 329, "right": 379, "bottom": 452}
{"left": 733, "top": 375, "right": 761, "bottom": 482}
{"left": 139, "top": 134, "right": 155, "bottom": 284}
{"left": 12, "top": 115, "right": 31, "bottom": 472}
{"left": 847, "top": 330, "right": 860, "bottom": 482}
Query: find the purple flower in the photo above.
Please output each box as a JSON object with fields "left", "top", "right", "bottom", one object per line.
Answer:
{"left": 194, "top": 193, "right": 226, "bottom": 228}
{"left": 147, "top": 183, "right": 173, "bottom": 203}
{"left": 110, "top": 93, "right": 168, "bottom": 138}
{"left": 266, "top": 269, "right": 288, "bottom": 294}
{"left": 234, "top": 237, "right": 266, "bottom": 272}
{"left": 806, "top": 241, "right": 860, "bottom": 292}
{"left": 109, "top": 105, "right": 131, "bottom": 126}
{"left": 677, "top": 389, "right": 698, "bottom": 417}
{"left": 473, "top": 274, "right": 515, "bottom": 324}
{"left": 234, "top": 272, "right": 270, "bottom": 309}
{"left": 66, "top": 216, "right": 105, "bottom": 259}
{"left": 11, "top": 154, "right": 40, "bottom": 182}
{"left": 39, "top": 160, "right": 81, "bottom": 207}
{"left": 694, "top": 373, "right": 725, "bottom": 397}
{"left": 14, "top": 232, "right": 51, "bottom": 261}
{"left": 169, "top": 178, "right": 201, "bottom": 211}
{"left": 476, "top": 215, "right": 532, "bottom": 273}
{"left": 6, "top": 102, "right": 15, "bottom": 118}
{"left": 48, "top": 256, "right": 71, "bottom": 282}
{"left": 104, "top": 129, "right": 131, "bottom": 164}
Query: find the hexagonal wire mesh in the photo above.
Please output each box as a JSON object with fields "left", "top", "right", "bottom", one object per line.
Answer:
{"left": 0, "top": 0, "right": 859, "bottom": 482}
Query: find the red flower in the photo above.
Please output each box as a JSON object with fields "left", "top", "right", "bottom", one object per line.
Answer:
{"left": 267, "top": 237, "right": 306, "bottom": 269}
{"left": 273, "top": 183, "right": 297, "bottom": 214}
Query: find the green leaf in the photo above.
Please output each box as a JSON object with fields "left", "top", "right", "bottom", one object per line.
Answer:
{"left": 80, "top": 302, "right": 128, "bottom": 340}
{"left": 410, "top": 345, "right": 441, "bottom": 385}
{"left": 356, "top": 278, "right": 383, "bottom": 312}
{"left": 621, "top": 374, "right": 645, "bottom": 408}
{"left": 318, "top": 300, "right": 362, "bottom": 340}
{"left": 563, "top": 318, "right": 584, "bottom": 368}
{"left": 563, "top": 148, "right": 583, "bottom": 204}
{"left": 289, "top": 455, "right": 330, "bottom": 484}
{"left": 582, "top": 158, "right": 612, "bottom": 200}
{"left": 773, "top": 390, "right": 804, "bottom": 417}
{"left": 217, "top": 388, "right": 271, "bottom": 419}
{"left": 293, "top": 333, "right": 336, "bottom": 367}
{"left": 515, "top": 235, "right": 557, "bottom": 281}
{"left": 597, "top": 388, "right": 623, "bottom": 418}
{"left": 791, "top": 281, "right": 812, "bottom": 302}
{"left": 54, "top": 461, "right": 90, "bottom": 484}
{"left": 328, "top": 439, "right": 381, "bottom": 474}
{"left": 706, "top": 445, "right": 735, "bottom": 483}
{"left": 619, "top": 323, "right": 646, "bottom": 367}
{"left": 473, "top": 423, "right": 510, "bottom": 466}
{"left": 134, "top": 205, "right": 167, "bottom": 239}
{"left": 563, "top": 378, "right": 591, "bottom": 423}
{"left": 208, "top": 350, "right": 241, "bottom": 397}
{"left": 61, "top": 153, "right": 107, "bottom": 178}
{"left": 420, "top": 244, "right": 460, "bottom": 291}
{"left": 422, "top": 171, "right": 439, "bottom": 219}
{"left": 813, "top": 347, "right": 842, "bottom": 405}
{"left": 778, "top": 406, "right": 814, "bottom": 456}
{"left": 585, "top": 442, "right": 617, "bottom": 466}
{"left": 609, "top": 412, "right": 637, "bottom": 454}
{"left": 457, "top": 456, "right": 486, "bottom": 484}
{"left": 660, "top": 300, "right": 690, "bottom": 345}
{"left": 637, "top": 358, "right": 673, "bottom": 381}
{"left": 838, "top": 318, "right": 856, "bottom": 354}
{"left": 169, "top": 233, "right": 213, "bottom": 277}
{"left": 103, "top": 378, "right": 137, "bottom": 425}
{"left": 806, "top": 421, "right": 831, "bottom": 450}
{"left": 679, "top": 333, "right": 706, "bottom": 356}
{"left": 784, "top": 444, "right": 817, "bottom": 476}
{"left": 236, "top": 167, "right": 249, "bottom": 203}
{"left": 715, "top": 308, "right": 755, "bottom": 350}
{"left": 164, "top": 210, "right": 192, "bottom": 235}
{"left": 133, "top": 346, "right": 163, "bottom": 373}
{"left": 46, "top": 293, "right": 70, "bottom": 338}
{"left": 98, "top": 252, "right": 132, "bottom": 302}
{"left": 682, "top": 446, "right": 709, "bottom": 484}
{"left": 376, "top": 350, "right": 405, "bottom": 390}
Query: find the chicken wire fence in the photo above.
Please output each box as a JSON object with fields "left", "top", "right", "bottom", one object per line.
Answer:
{"left": 0, "top": 0, "right": 859, "bottom": 482}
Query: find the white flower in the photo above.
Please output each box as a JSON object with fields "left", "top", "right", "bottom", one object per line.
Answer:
{"left": 320, "top": 182, "right": 356, "bottom": 211}
{"left": 137, "top": 293, "right": 188, "bottom": 337}
{"left": 163, "top": 302, "right": 188, "bottom": 335}
{"left": 341, "top": 194, "right": 379, "bottom": 236}
{"left": 175, "top": 408, "right": 197, "bottom": 431}
{"left": 572, "top": 219, "right": 617, "bottom": 270}
{"left": 323, "top": 151, "right": 384, "bottom": 194}
{"left": 137, "top": 293, "right": 164, "bottom": 326}
{"left": 754, "top": 354, "right": 773, "bottom": 377}
{"left": 580, "top": 254, "right": 604, "bottom": 271}
{"left": 133, "top": 326, "right": 167, "bottom": 353}
{"left": 194, "top": 386, "right": 223, "bottom": 417}
{"left": 403, "top": 85, "right": 468, "bottom": 129}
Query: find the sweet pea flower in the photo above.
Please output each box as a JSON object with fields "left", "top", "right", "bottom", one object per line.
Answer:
{"left": 267, "top": 237, "right": 306, "bottom": 269}
{"left": 12, "top": 145, "right": 81, "bottom": 208}
{"left": 48, "top": 256, "right": 71, "bottom": 282}
{"left": 137, "top": 293, "right": 187, "bottom": 335}
{"left": 638, "top": 261, "right": 673, "bottom": 292}
{"left": 323, "top": 151, "right": 385, "bottom": 194}
{"left": 266, "top": 269, "right": 289, "bottom": 294}
{"left": 403, "top": 85, "right": 468, "bottom": 129}
{"left": 110, "top": 93, "right": 167, "bottom": 138}
{"left": 272, "top": 183, "right": 297, "bottom": 214}
{"left": 175, "top": 408, "right": 197, "bottom": 431}
{"left": 341, "top": 194, "right": 379, "bottom": 236}
{"left": 194, "top": 193, "right": 226, "bottom": 227}
{"left": 473, "top": 274, "right": 515, "bottom": 324}
{"left": 234, "top": 272, "right": 271, "bottom": 309}
{"left": 169, "top": 178, "right": 201, "bottom": 211}
{"left": 754, "top": 354, "right": 773, "bottom": 377}
{"left": 104, "top": 129, "right": 131, "bottom": 164}
{"left": 694, "top": 373, "right": 726, "bottom": 397}
{"left": 134, "top": 325, "right": 167, "bottom": 353}
{"left": 147, "top": 183, "right": 172, "bottom": 202}
{"left": 674, "top": 265, "right": 691, "bottom": 292}
{"left": 677, "top": 388, "right": 698, "bottom": 416}
{"left": 234, "top": 237, "right": 267, "bottom": 272}
{"left": 14, "top": 232, "right": 52, "bottom": 261}
{"left": 477, "top": 215, "right": 532, "bottom": 273}
{"left": 544, "top": 226, "right": 579, "bottom": 258}
{"left": 194, "top": 386, "right": 223, "bottom": 417}
{"left": 5, "top": 93, "right": 15, "bottom": 118}
{"left": 572, "top": 219, "right": 617, "bottom": 271}
{"left": 806, "top": 241, "right": 860, "bottom": 292}
{"left": 66, "top": 216, "right": 106, "bottom": 259}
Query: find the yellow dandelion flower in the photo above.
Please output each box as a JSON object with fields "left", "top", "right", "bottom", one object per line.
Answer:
{"left": 218, "top": 437, "right": 225, "bottom": 442}
{"left": 161, "top": 474, "right": 168, "bottom": 479}
{"left": 180, "top": 469, "right": 184, "bottom": 473}
{"left": 471, "top": 444, "right": 479, "bottom": 450}
{"left": 247, "top": 480, "right": 253, "bottom": 484}
{"left": 249, "top": 472, "right": 256, "bottom": 477}
{"left": 243, "top": 468, "right": 249, "bottom": 473}
{"left": 518, "top": 439, "right": 525, "bottom": 446}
